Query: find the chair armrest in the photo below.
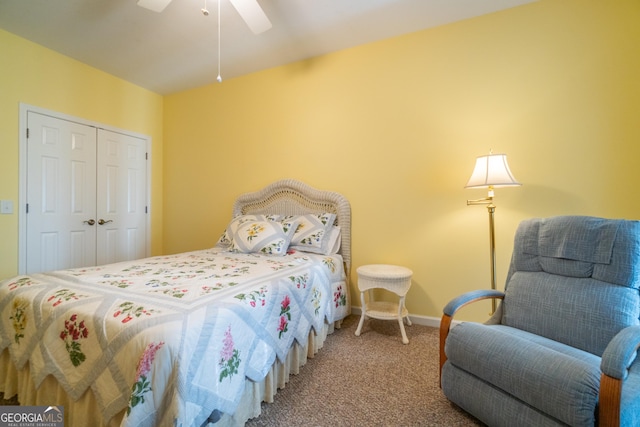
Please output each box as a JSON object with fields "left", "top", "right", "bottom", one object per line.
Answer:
{"left": 439, "top": 289, "right": 505, "bottom": 387}
{"left": 443, "top": 289, "right": 505, "bottom": 317}
{"left": 599, "top": 326, "right": 640, "bottom": 427}
{"left": 601, "top": 325, "right": 640, "bottom": 380}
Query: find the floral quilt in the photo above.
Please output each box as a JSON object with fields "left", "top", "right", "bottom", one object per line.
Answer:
{"left": 0, "top": 248, "right": 349, "bottom": 426}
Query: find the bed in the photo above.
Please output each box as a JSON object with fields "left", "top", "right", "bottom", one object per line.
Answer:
{"left": 0, "top": 179, "right": 351, "bottom": 426}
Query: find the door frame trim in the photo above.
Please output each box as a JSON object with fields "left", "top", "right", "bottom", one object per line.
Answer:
{"left": 18, "top": 103, "right": 152, "bottom": 274}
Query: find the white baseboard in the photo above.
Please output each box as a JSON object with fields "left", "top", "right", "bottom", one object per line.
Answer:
{"left": 350, "top": 306, "right": 444, "bottom": 328}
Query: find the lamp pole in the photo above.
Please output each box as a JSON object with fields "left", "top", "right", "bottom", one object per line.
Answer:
{"left": 467, "top": 187, "right": 498, "bottom": 314}
{"left": 487, "top": 202, "right": 497, "bottom": 314}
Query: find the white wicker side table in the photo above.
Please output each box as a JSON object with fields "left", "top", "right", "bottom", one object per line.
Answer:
{"left": 354, "top": 264, "right": 413, "bottom": 344}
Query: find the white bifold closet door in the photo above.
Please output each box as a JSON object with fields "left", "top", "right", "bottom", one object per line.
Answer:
{"left": 25, "top": 112, "right": 147, "bottom": 274}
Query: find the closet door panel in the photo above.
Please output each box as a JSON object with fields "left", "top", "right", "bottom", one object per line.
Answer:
{"left": 26, "top": 112, "right": 97, "bottom": 273}
{"left": 96, "top": 129, "right": 147, "bottom": 265}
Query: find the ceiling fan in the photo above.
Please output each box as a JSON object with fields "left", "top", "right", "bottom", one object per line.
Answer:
{"left": 137, "top": 0, "right": 272, "bottom": 34}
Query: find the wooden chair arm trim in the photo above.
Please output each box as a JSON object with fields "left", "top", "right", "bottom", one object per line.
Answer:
{"left": 599, "top": 373, "right": 622, "bottom": 427}
{"left": 439, "top": 314, "right": 453, "bottom": 388}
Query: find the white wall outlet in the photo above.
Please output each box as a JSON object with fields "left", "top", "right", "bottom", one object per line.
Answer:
{"left": 0, "top": 200, "right": 14, "bottom": 214}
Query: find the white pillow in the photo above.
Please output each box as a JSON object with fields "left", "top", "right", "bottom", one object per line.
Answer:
{"left": 229, "top": 218, "right": 298, "bottom": 256}
{"left": 324, "top": 226, "right": 342, "bottom": 255}
{"left": 215, "top": 214, "right": 281, "bottom": 248}
{"left": 287, "top": 213, "right": 336, "bottom": 249}
{"left": 291, "top": 225, "right": 341, "bottom": 255}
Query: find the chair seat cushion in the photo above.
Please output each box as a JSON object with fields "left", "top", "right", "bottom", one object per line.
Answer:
{"left": 445, "top": 322, "right": 601, "bottom": 426}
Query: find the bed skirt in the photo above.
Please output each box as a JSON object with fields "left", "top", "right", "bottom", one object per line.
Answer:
{"left": 0, "top": 321, "right": 337, "bottom": 427}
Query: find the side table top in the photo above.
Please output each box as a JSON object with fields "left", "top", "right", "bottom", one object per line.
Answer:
{"left": 357, "top": 264, "right": 412, "bottom": 279}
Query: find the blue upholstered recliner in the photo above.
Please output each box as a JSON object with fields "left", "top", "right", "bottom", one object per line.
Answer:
{"left": 439, "top": 216, "right": 640, "bottom": 427}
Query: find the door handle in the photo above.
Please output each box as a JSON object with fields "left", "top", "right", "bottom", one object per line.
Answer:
{"left": 98, "top": 219, "right": 113, "bottom": 225}
{"left": 83, "top": 219, "right": 95, "bottom": 226}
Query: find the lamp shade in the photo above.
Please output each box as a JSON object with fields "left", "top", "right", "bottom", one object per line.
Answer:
{"left": 465, "top": 153, "right": 521, "bottom": 188}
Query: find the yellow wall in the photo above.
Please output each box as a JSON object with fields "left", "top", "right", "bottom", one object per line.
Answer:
{"left": 163, "top": 0, "right": 640, "bottom": 321}
{"left": 0, "top": 29, "right": 164, "bottom": 280}
{"left": 2, "top": 0, "right": 638, "bottom": 322}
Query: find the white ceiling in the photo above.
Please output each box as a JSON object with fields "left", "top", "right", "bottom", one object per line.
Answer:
{"left": 0, "top": 0, "right": 535, "bottom": 95}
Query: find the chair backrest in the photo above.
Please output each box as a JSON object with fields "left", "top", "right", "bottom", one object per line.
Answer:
{"left": 501, "top": 216, "right": 640, "bottom": 356}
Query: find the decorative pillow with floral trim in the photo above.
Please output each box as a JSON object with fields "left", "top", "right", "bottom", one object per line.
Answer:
{"left": 215, "top": 214, "right": 281, "bottom": 248}
{"left": 229, "top": 218, "right": 299, "bottom": 256}
{"left": 293, "top": 225, "right": 341, "bottom": 255}
{"left": 286, "top": 213, "right": 336, "bottom": 248}
{"left": 322, "top": 225, "right": 342, "bottom": 255}
{"left": 284, "top": 213, "right": 339, "bottom": 254}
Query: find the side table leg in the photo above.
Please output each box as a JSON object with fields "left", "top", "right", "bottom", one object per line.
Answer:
{"left": 398, "top": 316, "right": 409, "bottom": 344}
{"left": 405, "top": 303, "right": 412, "bottom": 326}
{"left": 355, "top": 291, "right": 366, "bottom": 337}
{"left": 398, "top": 296, "right": 409, "bottom": 344}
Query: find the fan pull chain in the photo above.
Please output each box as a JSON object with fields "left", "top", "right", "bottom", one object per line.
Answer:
{"left": 216, "top": 0, "right": 222, "bottom": 82}
{"left": 201, "top": 0, "right": 221, "bottom": 83}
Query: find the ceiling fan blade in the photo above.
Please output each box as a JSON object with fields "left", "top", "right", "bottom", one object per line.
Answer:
{"left": 228, "top": 0, "right": 272, "bottom": 34}
{"left": 138, "top": 0, "right": 171, "bottom": 13}
{"left": 137, "top": 0, "right": 173, "bottom": 13}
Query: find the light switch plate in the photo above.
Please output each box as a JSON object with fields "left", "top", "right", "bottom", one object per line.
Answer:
{"left": 0, "top": 200, "right": 14, "bottom": 214}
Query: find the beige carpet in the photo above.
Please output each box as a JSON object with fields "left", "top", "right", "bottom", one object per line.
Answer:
{"left": 1, "top": 315, "right": 484, "bottom": 426}
{"left": 245, "top": 314, "right": 484, "bottom": 426}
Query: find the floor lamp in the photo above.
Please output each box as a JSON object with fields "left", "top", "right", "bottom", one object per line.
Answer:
{"left": 465, "top": 152, "right": 521, "bottom": 314}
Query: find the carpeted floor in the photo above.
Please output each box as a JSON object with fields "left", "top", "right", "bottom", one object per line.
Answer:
{"left": 1, "top": 315, "right": 485, "bottom": 426}
{"left": 245, "top": 314, "right": 484, "bottom": 426}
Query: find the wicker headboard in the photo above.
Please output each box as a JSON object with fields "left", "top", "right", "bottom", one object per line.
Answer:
{"left": 232, "top": 179, "right": 351, "bottom": 276}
